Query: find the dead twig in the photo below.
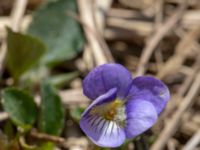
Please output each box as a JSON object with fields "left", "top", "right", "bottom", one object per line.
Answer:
{"left": 30, "top": 129, "right": 65, "bottom": 144}
{"left": 10, "top": 0, "right": 28, "bottom": 32}
{"left": 159, "top": 55, "right": 200, "bottom": 121}
{"left": 77, "top": 0, "right": 110, "bottom": 66}
{"left": 92, "top": 0, "right": 114, "bottom": 63}
{"left": 177, "top": 55, "right": 200, "bottom": 96}
{"left": 108, "top": 8, "right": 145, "bottom": 19}
{"left": 93, "top": 0, "right": 112, "bottom": 35}
{"left": 0, "top": 112, "right": 9, "bottom": 122}
{"left": 167, "top": 138, "right": 177, "bottom": 150}
{"left": 107, "top": 18, "right": 153, "bottom": 37}
{"left": 155, "top": 0, "right": 164, "bottom": 28}
{"left": 182, "top": 129, "right": 200, "bottom": 150}
{"left": 157, "top": 26, "right": 200, "bottom": 79}
{"left": 136, "top": 1, "right": 187, "bottom": 76}
{"left": 30, "top": 129, "right": 88, "bottom": 149}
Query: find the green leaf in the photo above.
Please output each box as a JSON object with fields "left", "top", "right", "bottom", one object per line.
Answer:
{"left": 38, "top": 142, "right": 54, "bottom": 150}
{"left": 6, "top": 28, "right": 46, "bottom": 81}
{"left": 70, "top": 106, "right": 84, "bottom": 122}
{"left": 3, "top": 120, "right": 15, "bottom": 140}
{"left": 39, "top": 82, "right": 64, "bottom": 135}
{"left": 2, "top": 88, "right": 37, "bottom": 130}
{"left": 19, "top": 65, "right": 49, "bottom": 90}
{"left": 28, "top": 0, "right": 84, "bottom": 65}
{"left": 46, "top": 72, "right": 79, "bottom": 88}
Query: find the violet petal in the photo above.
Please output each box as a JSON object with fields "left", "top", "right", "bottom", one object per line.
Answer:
{"left": 80, "top": 88, "right": 125, "bottom": 147}
{"left": 125, "top": 99, "right": 157, "bottom": 139}
{"left": 127, "top": 76, "right": 170, "bottom": 114}
{"left": 83, "top": 64, "right": 132, "bottom": 100}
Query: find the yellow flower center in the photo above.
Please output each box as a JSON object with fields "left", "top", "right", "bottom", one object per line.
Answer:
{"left": 90, "top": 99, "right": 126, "bottom": 127}
{"left": 104, "top": 100, "right": 122, "bottom": 120}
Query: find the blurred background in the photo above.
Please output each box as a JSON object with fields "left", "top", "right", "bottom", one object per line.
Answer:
{"left": 0, "top": 0, "right": 200, "bottom": 149}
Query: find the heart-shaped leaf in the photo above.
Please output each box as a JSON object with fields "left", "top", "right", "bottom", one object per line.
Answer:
{"left": 6, "top": 28, "right": 46, "bottom": 81}
{"left": 39, "top": 82, "right": 65, "bottom": 135}
{"left": 2, "top": 88, "right": 37, "bottom": 130}
{"left": 28, "top": 0, "right": 84, "bottom": 65}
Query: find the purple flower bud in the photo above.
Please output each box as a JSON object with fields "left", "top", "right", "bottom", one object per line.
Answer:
{"left": 80, "top": 64, "right": 170, "bottom": 147}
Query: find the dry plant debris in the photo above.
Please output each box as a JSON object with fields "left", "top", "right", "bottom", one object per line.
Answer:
{"left": 0, "top": 0, "right": 200, "bottom": 150}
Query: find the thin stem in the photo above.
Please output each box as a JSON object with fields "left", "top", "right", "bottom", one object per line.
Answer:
{"left": 134, "top": 135, "right": 149, "bottom": 150}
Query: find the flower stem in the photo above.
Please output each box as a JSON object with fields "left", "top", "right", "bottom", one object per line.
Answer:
{"left": 134, "top": 135, "right": 149, "bottom": 150}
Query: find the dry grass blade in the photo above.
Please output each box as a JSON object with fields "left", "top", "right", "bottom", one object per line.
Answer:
{"left": 78, "top": 0, "right": 111, "bottom": 66}
{"left": 93, "top": 0, "right": 112, "bottom": 34}
{"left": 155, "top": 0, "right": 164, "bottom": 28}
{"left": 157, "top": 26, "right": 200, "bottom": 79}
{"left": 182, "top": 129, "right": 200, "bottom": 150}
{"left": 107, "top": 18, "right": 153, "bottom": 37}
{"left": 10, "top": 0, "right": 28, "bottom": 32}
{"left": 0, "top": 112, "right": 9, "bottom": 122}
{"left": 136, "top": 0, "right": 187, "bottom": 76}
{"left": 159, "top": 55, "right": 200, "bottom": 121}
{"left": 0, "top": 0, "right": 200, "bottom": 149}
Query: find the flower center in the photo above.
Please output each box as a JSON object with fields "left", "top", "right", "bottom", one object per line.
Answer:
{"left": 104, "top": 99, "right": 122, "bottom": 120}
{"left": 90, "top": 99, "right": 126, "bottom": 127}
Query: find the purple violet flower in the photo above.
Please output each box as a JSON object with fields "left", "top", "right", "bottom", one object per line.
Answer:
{"left": 80, "top": 63, "right": 170, "bottom": 147}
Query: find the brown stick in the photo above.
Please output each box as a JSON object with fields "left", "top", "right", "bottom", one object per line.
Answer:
{"left": 30, "top": 129, "right": 65, "bottom": 144}
{"left": 157, "top": 26, "right": 200, "bottom": 79}
{"left": 0, "top": 112, "right": 9, "bottom": 122}
{"left": 30, "top": 129, "right": 88, "bottom": 149}
{"left": 136, "top": 1, "right": 187, "bottom": 76}
{"left": 182, "top": 129, "right": 200, "bottom": 150}
{"left": 78, "top": 0, "right": 109, "bottom": 66}
{"left": 155, "top": 0, "right": 164, "bottom": 28}
{"left": 10, "top": 0, "right": 28, "bottom": 32}
{"left": 107, "top": 17, "right": 153, "bottom": 36}
{"left": 159, "top": 55, "right": 200, "bottom": 121}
